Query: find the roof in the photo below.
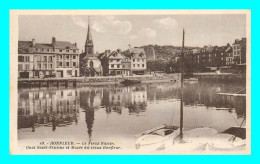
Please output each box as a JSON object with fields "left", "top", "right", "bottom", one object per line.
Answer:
{"left": 34, "top": 43, "right": 52, "bottom": 49}
{"left": 54, "top": 41, "right": 78, "bottom": 49}
{"left": 124, "top": 48, "right": 146, "bottom": 58}
{"left": 18, "top": 41, "right": 34, "bottom": 53}
{"left": 233, "top": 38, "right": 246, "bottom": 45}
{"left": 108, "top": 51, "right": 123, "bottom": 59}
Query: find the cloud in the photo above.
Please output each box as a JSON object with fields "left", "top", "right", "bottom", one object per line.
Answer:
{"left": 141, "top": 28, "right": 157, "bottom": 38}
{"left": 71, "top": 16, "right": 88, "bottom": 29}
{"left": 155, "top": 17, "right": 178, "bottom": 29}
{"left": 92, "top": 16, "right": 132, "bottom": 35}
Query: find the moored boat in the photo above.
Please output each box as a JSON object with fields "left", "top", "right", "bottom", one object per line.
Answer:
{"left": 120, "top": 79, "right": 141, "bottom": 85}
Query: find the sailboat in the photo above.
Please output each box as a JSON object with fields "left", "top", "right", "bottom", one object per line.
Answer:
{"left": 135, "top": 29, "right": 246, "bottom": 153}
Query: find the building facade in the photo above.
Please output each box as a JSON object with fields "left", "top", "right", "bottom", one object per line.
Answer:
{"left": 125, "top": 48, "right": 147, "bottom": 75}
{"left": 232, "top": 38, "right": 246, "bottom": 64}
{"left": 18, "top": 37, "right": 79, "bottom": 78}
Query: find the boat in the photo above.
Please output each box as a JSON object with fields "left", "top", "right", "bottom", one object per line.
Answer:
{"left": 120, "top": 79, "right": 141, "bottom": 85}
{"left": 207, "top": 126, "right": 246, "bottom": 151}
{"left": 135, "top": 124, "right": 179, "bottom": 151}
{"left": 164, "top": 127, "right": 219, "bottom": 153}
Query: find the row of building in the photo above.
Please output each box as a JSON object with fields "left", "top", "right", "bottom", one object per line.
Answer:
{"left": 172, "top": 38, "right": 246, "bottom": 72}
{"left": 18, "top": 37, "right": 80, "bottom": 78}
{"left": 18, "top": 20, "right": 147, "bottom": 78}
{"left": 18, "top": 18, "right": 246, "bottom": 78}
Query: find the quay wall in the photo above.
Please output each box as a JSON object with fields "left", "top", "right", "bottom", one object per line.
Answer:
{"left": 194, "top": 73, "right": 246, "bottom": 84}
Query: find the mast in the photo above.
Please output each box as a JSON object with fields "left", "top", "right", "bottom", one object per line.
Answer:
{"left": 180, "top": 29, "right": 185, "bottom": 139}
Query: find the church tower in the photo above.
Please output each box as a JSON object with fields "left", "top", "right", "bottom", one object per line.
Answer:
{"left": 85, "top": 16, "right": 94, "bottom": 56}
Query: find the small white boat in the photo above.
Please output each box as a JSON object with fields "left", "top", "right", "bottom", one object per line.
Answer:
{"left": 207, "top": 133, "right": 246, "bottom": 151}
{"left": 207, "top": 127, "right": 246, "bottom": 152}
{"left": 164, "top": 127, "right": 219, "bottom": 153}
{"left": 135, "top": 125, "right": 179, "bottom": 151}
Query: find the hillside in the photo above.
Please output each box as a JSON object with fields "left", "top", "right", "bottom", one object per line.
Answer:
{"left": 137, "top": 45, "right": 197, "bottom": 61}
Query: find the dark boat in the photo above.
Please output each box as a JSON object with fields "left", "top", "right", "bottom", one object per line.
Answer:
{"left": 120, "top": 79, "right": 141, "bottom": 85}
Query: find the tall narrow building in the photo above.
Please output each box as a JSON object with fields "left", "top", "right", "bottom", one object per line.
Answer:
{"left": 79, "top": 17, "right": 102, "bottom": 77}
{"left": 85, "top": 17, "right": 94, "bottom": 56}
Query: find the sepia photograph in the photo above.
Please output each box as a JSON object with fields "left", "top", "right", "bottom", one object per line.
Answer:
{"left": 9, "top": 10, "right": 251, "bottom": 155}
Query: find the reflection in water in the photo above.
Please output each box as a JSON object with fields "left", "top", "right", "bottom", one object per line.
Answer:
{"left": 18, "top": 90, "right": 80, "bottom": 132}
{"left": 18, "top": 82, "right": 246, "bottom": 141}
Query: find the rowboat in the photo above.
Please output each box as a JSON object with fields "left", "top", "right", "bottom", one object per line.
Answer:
{"left": 135, "top": 125, "right": 179, "bottom": 151}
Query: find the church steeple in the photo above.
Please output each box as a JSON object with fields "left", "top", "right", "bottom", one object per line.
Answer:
{"left": 85, "top": 16, "right": 94, "bottom": 56}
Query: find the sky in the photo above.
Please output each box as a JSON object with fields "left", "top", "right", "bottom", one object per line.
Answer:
{"left": 19, "top": 14, "right": 246, "bottom": 53}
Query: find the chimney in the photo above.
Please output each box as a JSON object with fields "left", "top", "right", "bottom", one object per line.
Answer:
{"left": 74, "top": 43, "right": 77, "bottom": 47}
{"left": 32, "top": 38, "right": 35, "bottom": 47}
{"left": 117, "top": 49, "right": 122, "bottom": 53}
{"left": 52, "top": 37, "right": 56, "bottom": 47}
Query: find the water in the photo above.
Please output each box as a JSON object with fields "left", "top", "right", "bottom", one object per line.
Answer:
{"left": 18, "top": 81, "right": 246, "bottom": 150}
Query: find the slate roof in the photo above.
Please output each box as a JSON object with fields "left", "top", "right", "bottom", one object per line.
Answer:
{"left": 55, "top": 41, "right": 78, "bottom": 49}
{"left": 18, "top": 39, "right": 78, "bottom": 54}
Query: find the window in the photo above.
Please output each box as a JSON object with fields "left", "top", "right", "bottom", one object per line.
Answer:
{"left": 142, "top": 64, "right": 144, "bottom": 67}
{"left": 73, "top": 50, "right": 76, "bottom": 53}
{"left": 25, "top": 64, "right": 30, "bottom": 70}
{"left": 66, "top": 62, "right": 69, "bottom": 67}
{"left": 73, "top": 62, "right": 76, "bottom": 67}
{"left": 137, "top": 59, "right": 140, "bottom": 62}
{"left": 122, "top": 65, "right": 125, "bottom": 68}
{"left": 35, "top": 71, "right": 39, "bottom": 76}
{"left": 18, "top": 56, "right": 24, "bottom": 62}
{"left": 117, "top": 65, "right": 120, "bottom": 68}
{"left": 38, "top": 64, "right": 41, "bottom": 69}
{"left": 44, "top": 64, "right": 47, "bottom": 69}
{"left": 142, "top": 59, "right": 144, "bottom": 62}
{"left": 137, "top": 64, "right": 140, "bottom": 67}
{"left": 18, "top": 64, "right": 23, "bottom": 71}
{"left": 67, "top": 55, "right": 69, "bottom": 59}
{"left": 49, "top": 64, "right": 53, "bottom": 69}
{"left": 133, "top": 64, "right": 135, "bottom": 67}
{"left": 60, "top": 55, "right": 63, "bottom": 59}
{"left": 133, "top": 59, "right": 135, "bottom": 62}
{"left": 73, "top": 55, "right": 76, "bottom": 59}
{"left": 67, "top": 70, "right": 72, "bottom": 75}
{"left": 25, "top": 56, "right": 30, "bottom": 62}
{"left": 66, "top": 50, "right": 69, "bottom": 52}
{"left": 59, "top": 62, "right": 62, "bottom": 66}
{"left": 48, "top": 56, "right": 52, "bottom": 62}
{"left": 59, "top": 49, "right": 62, "bottom": 52}
{"left": 111, "top": 64, "right": 114, "bottom": 68}
{"left": 43, "top": 56, "right": 47, "bottom": 62}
